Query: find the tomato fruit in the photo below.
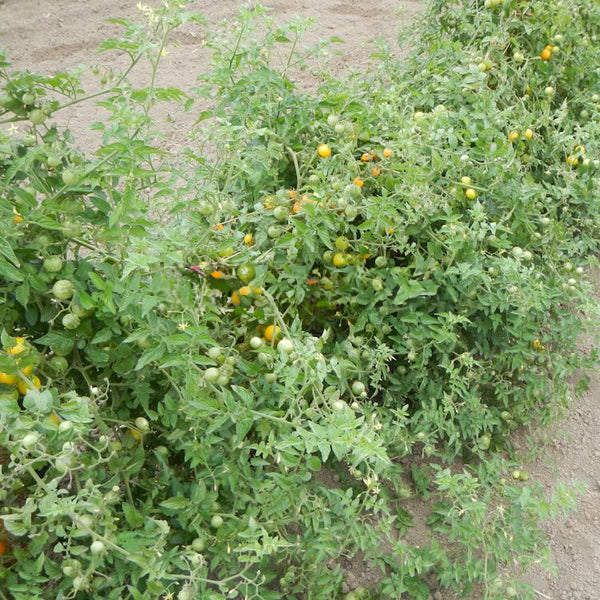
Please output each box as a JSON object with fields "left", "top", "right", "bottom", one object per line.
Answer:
{"left": 210, "top": 515, "right": 224, "bottom": 528}
{"left": 335, "top": 236, "right": 350, "bottom": 251}
{"left": 0, "top": 372, "right": 17, "bottom": 385}
{"left": 18, "top": 375, "right": 41, "bottom": 395}
{"left": 52, "top": 279, "right": 74, "bottom": 300}
{"left": 237, "top": 263, "right": 256, "bottom": 282}
{"left": 317, "top": 143, "right": 331, "bottom": 158}
{"left": 28, "top": 109, "right": 46, "bottom": 125}
{"left": 90, "top": 540, "right": 105, "bottom": 554}
{"left": 277, "top": 338, "right": 294, "bottom": 354}
{"left": 264, "top": 325, "right": 281, "bottom": 343}
{"left": 43, "top": 255, "right": 63, "bottom": 273}
{"left": 332, "top": 253, "right": 347, "bottom": 267}
{"left": 62, "top": 313, "right": 81, "bottom": 330}
{"left": 204, "top": 367, "right": 220, "bottom": 383}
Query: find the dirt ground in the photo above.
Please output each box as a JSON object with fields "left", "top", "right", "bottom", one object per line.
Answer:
{"left": 0, "top": 1, "right": 598, "bottom": 598}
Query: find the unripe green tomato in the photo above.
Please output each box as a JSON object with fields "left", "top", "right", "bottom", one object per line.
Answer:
{"left": 264, "top": 372, "right": 277, "bottom": 383}
{"left": 207, "top": 347, "right": 222, "bottom": 361}
{"left": 351, "top": 381, "right": 365, "bottom": 395}
{"left": 322, "top": 250, "right": 334, "bottom": 264}
{"left": 210, "top": 514, "right": 224, "bottom": 528}
{"left": 62, "top": 565, "right": 76, "bottom": 577}
{"left": 62, "top": 313, "right": 80, "bottom": 330}
{"left": 249, "top": 336, "right": 263, "bottom": 349}
{"left": 28, "top": 109, "right": 46, "bottom": 125}
{"left": 90, "top": 540, "right": 105, "bottom": 554}
{"left": 273, "top": 206, "right": 289, "bottom": 221}
{"left": 267, "top": 225, "right": 282, "bottom": 239}
{"left": 22, "top": 92, "right": 35, "bottom": 105}
{"left": 344, "top": 205, "right": 358, "bottom": 220}
{"left": 236, "top": 263, "right": 256, "bottom": 282}
{"left": 49, "top": 356, "right": 69, "bottom": 373}
{"left": 372, "top": 278, "right": 384, "bottom": 291}
{"left": 277, "top": 338, "right": 294, "bottom": 354}
{"left": 479, "top": 434, "right": 491, "bottom": 450}
{"left": 55, "top": 457, "right": 71, "bottom": 473}
{"left": 191, "top": 537, "right": 206, "bottom": 552}
{"left": 43, "top": 255, "right": 63, "bottom": 273}
{"left": 134, "top": 417, "right": 150, "bottom": 433}
{"left": 72, "top": 576, "right": 86, "bottom": 590}
{"left": 61, "top": 169, "right": 78, "bottom": 186}
{"left": 52, "top": 279, "right": 74, "bottom": 300}
{"left": 46, "top": 154, "right": 62, "bottom": 168}
{"left": 335, "top": 236, "right": 350, "bottom": 251}
{"left": 22, "top": 134, "right": 36, "bottom": 147}
{"left": 375, "top": 256, "right": 387, "bottom": 267}
{"left": 0, "top": 91, "right": 13, "bottom": 107}
{"left": 22, "top": 432, "right": 39, "bottom": 450}
{"left": 198, "top": 201, "right": 213, "bottom": 216}
{"left": 332, "top": 400, "right": 346, "bottom": 412}
{"left": 61, "top": 221, "right": 82, "bottom": 238}
{"left": 58, "top": 420, "right": 73, "bottom": 433}
{"left": 216, "top": 374, "right": 230, "bottom": 386}
{"left": 204, "top": 367, "right": 220, "bottom": 383}
{"left": 327, "top": 114, "right": 339, "bottom": 127}
{"left": 257, "top": 352, "right": 271, "bottom": 364}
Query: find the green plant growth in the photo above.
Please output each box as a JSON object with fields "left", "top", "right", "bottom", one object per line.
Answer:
{"left": 0, "top": 0, "right": 599, "bottom": 599}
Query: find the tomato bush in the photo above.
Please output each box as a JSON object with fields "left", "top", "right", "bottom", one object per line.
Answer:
{"left": 0, "top": 0, "right": 598, "bottom": 599}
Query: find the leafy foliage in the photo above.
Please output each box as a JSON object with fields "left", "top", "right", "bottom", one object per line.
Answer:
{"left": 0, "top": 0, "right": 599, "bottom": 599}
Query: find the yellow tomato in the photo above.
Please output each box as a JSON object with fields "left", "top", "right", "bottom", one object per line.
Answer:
{"left": 18, "top": 375, "right": 41, "bottom": 395}
{"left": 0, "top": 372, "right": 17, "bottom": 385}
{"left": 383, "top": 147, "right": 393, "bottom": 158}
{"left": 7, "top": 338, "right": 26, "bottom": 355}
{"left": 317, "top": 144, "right": 332, "bottom": 158}
{"left": 524, "top": 128, "right": 534, "bottom": 139}
{"left": 465, "top": 188, "right": 478, "bottom": 200}
{"left": 243, "top": 233, "right": 254, "bottom": 245}
{"left": 333, "top": 252, "right": 347, "bottom": 267}
{"left": 231, "top": 291, "right": 241, "bottom": 305}
{"left": 239, "top": 286, "right": 252, "bottom": 296}
{"left": 264, "top": 325, "right": 282, "bottom": 343}
{"left": 508, "top": 131, "right": 519, "bottom": 142}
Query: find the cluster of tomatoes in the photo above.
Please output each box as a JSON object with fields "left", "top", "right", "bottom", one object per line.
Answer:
{"left": 0, "top": 337, "right": 42, "bottom": 397}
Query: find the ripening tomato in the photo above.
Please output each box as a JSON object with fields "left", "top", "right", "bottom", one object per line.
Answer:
{"left": 264, "top": 325, "right": 282, "bottom": 343}
{"left": 317, "top": 144, "right": 331, "bottom": 158}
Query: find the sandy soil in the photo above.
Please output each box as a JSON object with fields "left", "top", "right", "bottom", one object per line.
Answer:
{"left": 0, "top": 1, "right": 598, "bottom": 598}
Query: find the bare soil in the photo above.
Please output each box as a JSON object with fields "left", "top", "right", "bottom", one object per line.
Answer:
{"left": 0, "top": 1, "right": 598, "bottom": 598}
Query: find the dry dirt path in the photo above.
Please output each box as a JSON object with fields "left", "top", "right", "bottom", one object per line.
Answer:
{"left": 0, "top": 1, "right": 598, "bottom": 598}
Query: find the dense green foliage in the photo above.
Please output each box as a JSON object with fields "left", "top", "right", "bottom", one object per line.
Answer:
{"left": 0, "top": 0, "right": 598, "bottom": 598}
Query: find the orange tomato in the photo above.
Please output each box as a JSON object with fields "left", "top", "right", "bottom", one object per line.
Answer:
{"left": 239, "top": 286, "right": 252, "bottom": 296}
{"left": 361, "top": 152, "right": 371, "bottom": 162}
{"left": 0, "top": 540, "right": 6, "bottom": 555}
{"left": 382, "top": 147, "right": 393, "bottom": 158}
{"left": 372, "top": 167, "right": 381, "bottom": 177}
{"left": 353, "top": 177, "right": 364, "bottom": 188}
{"left": 210, "top": 271, "right": 223, "bottom": 279}
{"left": 306, "top": 279, "right": 319, "bottom": 285}
{"left": 540, "top": 48, "right": 551, "bottom": 61}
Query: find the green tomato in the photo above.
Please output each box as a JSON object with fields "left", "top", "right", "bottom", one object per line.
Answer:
{"left": 43, "top": 255, "right": 63, "bottom": 273}
{"left": 204, "top": 367, "right": 220, "bottom": 383}
{"left": 52, "top": 279, "right": 74, "bottom": 300}
{"left": 191, "top": 537, "right": 206, "bottom": 552}
{"left": 28, "top": 109, "right": 46, "bottom": 125}
{"left": 277, "top": 338, "right": 294, "bottom": 354}
{"left": 210, "top": 514, "right": 224, "bottom": 528}
{"left": 62, "top": 313, "right": 81, "bottom": 330}
{"left": 134, "top": 417, "right": 150, "bottom": 433}
{"left": 61, "top": 169, "right": 78, "bottom": 186}
{"left": 273, "top": 206, "right": 289, "bottom": 221}
{"left": 49, "top": 356, "right": 69, "bottom": 373}
{"left": 335, "top": 236, "right": 350, "bottom": 251}
{"left": 61, "top": 221, "right": 82, "bottom": 238}
{"left": 21, "top": 92, "right": 35, "bottom": 105}
{"left": 351, "top": 381, "right": 366, "bottom": 396}
{"left": 46, "top": 154, "right": 62, "bottom": 168}
{"left": 267, "top": 225, "right": 282, "bottom": 239}
{"left": 237, "top": 263, "right": 256, "bottom": 283}
{"left": 249, "top": 336, "right": 263, "bottom": 349}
